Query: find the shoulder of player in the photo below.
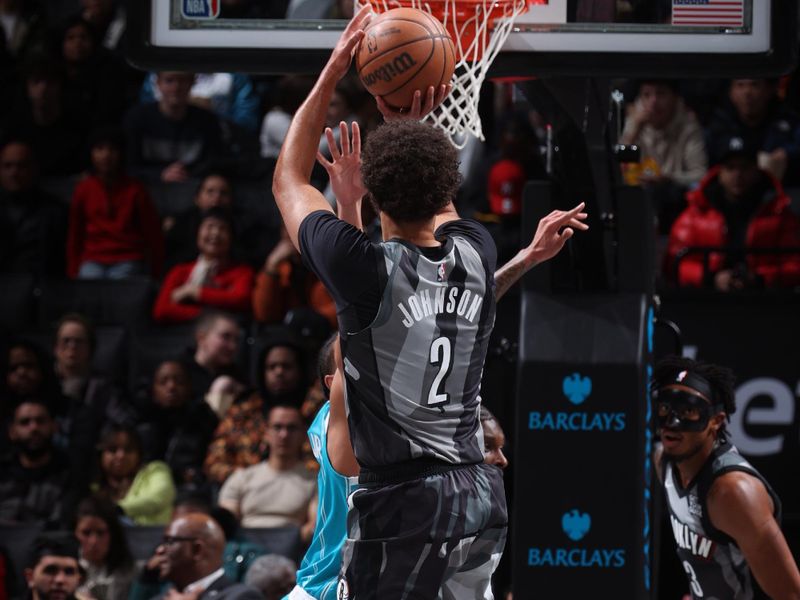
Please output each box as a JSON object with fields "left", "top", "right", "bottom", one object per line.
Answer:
{"left": 707, "top": 470, "right": 774, "bottom": 535}
{"left": 300, "top": 209, "right": 365, "bottom": 241}
{"left": 436, "top": 215, "right": 488, "bottom": 234}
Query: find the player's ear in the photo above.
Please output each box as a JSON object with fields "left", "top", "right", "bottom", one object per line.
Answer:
{"left": 324, "top": 374, "right": 334, "bottom": 389}
{"left": 710, "top": 412, "right": 726, "bottom": 435}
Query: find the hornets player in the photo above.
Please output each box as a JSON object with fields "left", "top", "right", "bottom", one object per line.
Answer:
{"left": 285, "top": 335, "right": 354, "bottom": 600}
{"left": 653, "top": 357, "right": 800, "bottom": 600}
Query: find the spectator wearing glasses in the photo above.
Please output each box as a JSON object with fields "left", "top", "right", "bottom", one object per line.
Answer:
{"left": 128, "top": 491, "right": 267, "bottom": 600}
{"left": 147, "top": 512, "right": 262, "bottom": 599}
{"left": 218, "top": 404, "right": 316, "bottom": 539}
{"left": 24, "top": 533, "right": 83, "bottom": 600}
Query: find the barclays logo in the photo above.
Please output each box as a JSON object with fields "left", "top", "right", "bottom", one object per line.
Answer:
{"left": 528, "top": 373, "right": 626, "bottom": 432}
{"left": 563, "top": 373, "right": 592, "bottom": 405}
{"left": 528, "top": 509, "right": 626, "bottom": 569}
{"left": 562, "top": 509, "right": 591, "bottom": 541}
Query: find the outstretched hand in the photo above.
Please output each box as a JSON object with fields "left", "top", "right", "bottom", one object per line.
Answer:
{"left": 377, "top": 84, "right": 452, "bottom": 121}
{"left": 316, "top": 121, "right": 367, "bottom": 207}
{"left": 325, "top": 5, "right": 372, "bottom": 80}
{"left": 524, "top": 202, "right": 589, "bottom": 267}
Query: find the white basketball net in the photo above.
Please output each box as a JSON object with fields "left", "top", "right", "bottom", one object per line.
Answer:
{"left": 356, "top": 0, "right": 530, "bottom": 149}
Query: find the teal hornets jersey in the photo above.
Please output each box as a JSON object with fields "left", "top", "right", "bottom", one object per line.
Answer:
{"left": 286, "top": 402, "right": 357, "bottom": 600}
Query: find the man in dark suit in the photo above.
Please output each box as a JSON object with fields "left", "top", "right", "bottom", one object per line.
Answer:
{"left": 149, "top": 513, "right": 263, "bottom": 599}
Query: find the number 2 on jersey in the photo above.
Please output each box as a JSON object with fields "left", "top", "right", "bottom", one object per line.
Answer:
{"left": 428, "top": 336, "right": 452, "bottom": 406}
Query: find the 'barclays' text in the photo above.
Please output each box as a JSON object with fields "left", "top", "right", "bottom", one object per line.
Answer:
{"left": 529, "top": 411, "right": 626, "bottom": 432}
{"left": 528, "top": 548, "right": 626, "bottom": 568}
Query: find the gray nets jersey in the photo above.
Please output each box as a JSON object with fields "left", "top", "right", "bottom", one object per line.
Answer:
{"left": 341, "top": 234, "right": 495, "bottom": 468}
{"left": 663, "top": 442, "right": 780, "bottom": 600}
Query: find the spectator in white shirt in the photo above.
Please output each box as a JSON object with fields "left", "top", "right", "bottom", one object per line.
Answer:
{"left": 218, "top": 404, "right": 316, "bottom": 540}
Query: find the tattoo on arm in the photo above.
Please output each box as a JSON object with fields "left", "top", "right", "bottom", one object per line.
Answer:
{"left": 495, "top": 257, "right": 534, "bottom": 301}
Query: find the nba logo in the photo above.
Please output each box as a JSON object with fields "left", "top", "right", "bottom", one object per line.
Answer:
{"left": 182, "top": 0, "right": 220, "bottom": 19}
{"left": 437, "top": 263, "right": 446, "bottom": 282}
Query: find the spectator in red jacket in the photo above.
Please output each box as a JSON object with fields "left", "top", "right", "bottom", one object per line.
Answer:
{"left": 667, "top": 134, "right": 800, "bottom": 290}
{"left": 67, "top": 127, "right": 164, "bottom": 279}
{"left": 153, "top": 207, "right": 254, "bottom": 323}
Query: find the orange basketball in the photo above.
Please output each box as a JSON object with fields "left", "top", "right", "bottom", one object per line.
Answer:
{"left": 356, "top": 7, "right": 456, "bottom": 110}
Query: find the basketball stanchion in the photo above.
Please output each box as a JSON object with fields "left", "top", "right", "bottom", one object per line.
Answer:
{"left": 358, "top": 0, "right": 534, "bottom": 149}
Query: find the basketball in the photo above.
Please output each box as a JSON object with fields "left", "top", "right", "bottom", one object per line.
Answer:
{"left": 356, "top": 7, "right": 456, "bottom": 110}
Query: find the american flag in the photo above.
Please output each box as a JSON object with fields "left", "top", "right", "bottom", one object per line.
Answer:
{"left": 671, "top": 0, "right": 744, "bottom": 27}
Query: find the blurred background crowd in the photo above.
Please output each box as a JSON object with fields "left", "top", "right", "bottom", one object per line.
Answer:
{"left": 1, "top": 1, "right": 799, "bottom": 599}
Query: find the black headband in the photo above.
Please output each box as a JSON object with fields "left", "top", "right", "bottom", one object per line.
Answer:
{"left": 656, "top": 369, "right": 715, "bottom": 404}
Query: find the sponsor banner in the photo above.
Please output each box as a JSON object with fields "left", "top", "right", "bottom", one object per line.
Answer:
{"left": 513, "top": 364, "right": 650, "bottom": 597}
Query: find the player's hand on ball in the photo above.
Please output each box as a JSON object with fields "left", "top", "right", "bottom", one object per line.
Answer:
{"left": 316, "top": 121, "right": 367, "bottom": 207}
{"left": 325, "top": 5, "right": 372, "bottom": 80}
{"left": 377, "top": 84, "right": 452, "bottom": 121}
{"left": 525, "top": 202, "right": 589, "bottom": 266}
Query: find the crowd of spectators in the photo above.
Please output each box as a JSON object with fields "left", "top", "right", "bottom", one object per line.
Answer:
{"left": 620, "top": 77, "right": 800, "bottom": 289}
{"left": 1, "top": 1, "right": 800, "bottom": 599}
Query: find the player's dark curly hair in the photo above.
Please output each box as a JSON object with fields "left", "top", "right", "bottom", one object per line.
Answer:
{"left": 361, "top": 121, "right": 461, "bottom": 224}
{"left": 651, "top": 356, "right": 737, "bottom": 422}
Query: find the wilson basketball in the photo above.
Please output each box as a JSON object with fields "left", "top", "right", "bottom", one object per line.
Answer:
{"left": 356, "top": 7, "right": 455, "bottom": 110}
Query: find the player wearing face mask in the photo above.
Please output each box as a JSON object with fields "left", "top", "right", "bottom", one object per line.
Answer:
{"left": 652, "top": 357, "right": 800, "bottom": 600}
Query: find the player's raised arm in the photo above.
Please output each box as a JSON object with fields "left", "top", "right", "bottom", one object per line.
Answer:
{"left": 708, "top": 473, "right": 800, "bottom": 600}
{"left": 317, "top": 120, "right": 366, "bottom": 230}
{"left": 272, "top": 6, "right": 372, "bottom": 250}
{"left": 495, "top": 202, "right": 589, "bottom": 300}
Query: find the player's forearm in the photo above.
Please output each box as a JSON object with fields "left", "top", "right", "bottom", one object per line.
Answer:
{"left": 273, "top": 69, "right": 337, "bottom": 199}
{"left": 495, "top": 252, "right": 536, "bottom": 301}
{"left": 749, "top": 529, "right": 800, "bottom": 600}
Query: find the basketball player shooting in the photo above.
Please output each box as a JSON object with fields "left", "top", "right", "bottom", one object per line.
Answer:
{"left": 273, "top": 6, "right": 586, "bottom": 597}
{"left": 652, "top": 357, "right": 800, "bottom": 600}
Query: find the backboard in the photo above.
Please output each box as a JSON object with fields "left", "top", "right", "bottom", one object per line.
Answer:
{"left": 127, "top": 0, "right": 797, "bottom": 77}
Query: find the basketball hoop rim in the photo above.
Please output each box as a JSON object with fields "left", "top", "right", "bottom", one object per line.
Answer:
{"left": 363, "top": 0, "right": 533, "bottom": 63}
{"left": 359, "top": 0, "right": 534, "bottom": 148}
